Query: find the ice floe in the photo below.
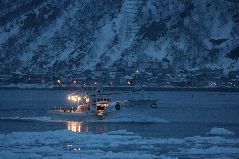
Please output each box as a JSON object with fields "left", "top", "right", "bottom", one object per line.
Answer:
{"left": 1, "top": 129, "right": 239, "bottom": 159}
{"left": 209, "top": 127, "right": 234, "bottom": 136}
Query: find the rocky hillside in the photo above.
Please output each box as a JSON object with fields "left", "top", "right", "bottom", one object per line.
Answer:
{"left": 0, "top": 0, "right": 239, "bottom": 74}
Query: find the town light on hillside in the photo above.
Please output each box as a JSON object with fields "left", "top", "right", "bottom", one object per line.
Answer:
{"left": 57, "top": 79, "right": 61, "bottom": 84}
{"left": 109, "top": 81, "right": 113, "bottom": 85}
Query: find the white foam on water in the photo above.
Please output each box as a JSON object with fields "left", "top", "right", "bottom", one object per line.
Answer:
{"left": 97, "top": 117, "right": 168, "bottom": 123}
{"left": 0, "top": 116, "right": 66, "bottom": 123}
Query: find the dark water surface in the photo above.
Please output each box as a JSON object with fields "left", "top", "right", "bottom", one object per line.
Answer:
{"left": 0, "top": 90, "right": 239, "bottom": 158}
{"left": 0, "top": 90, "right": 239, "bottom": 136}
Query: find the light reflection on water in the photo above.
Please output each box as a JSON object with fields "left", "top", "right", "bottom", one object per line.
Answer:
{"left": 67, "top": 121, "right": 87, "bottom": 132}
{"left": 66, "top": 121, "right": 108, "bottom": 133}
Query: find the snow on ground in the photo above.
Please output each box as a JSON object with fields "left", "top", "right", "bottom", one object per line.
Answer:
{"left": 209, "top": 127, "right": 235, "bottom": 136}
{"left": 20, "top": 3, "right": 79, "bottom": 64}
{"left": 1, "top": 129, "right": 239, "bottom": 159}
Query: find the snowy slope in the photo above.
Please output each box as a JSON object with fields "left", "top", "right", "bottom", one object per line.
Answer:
{"left": 0, "top": 0, "right": 238, "bottom": 74}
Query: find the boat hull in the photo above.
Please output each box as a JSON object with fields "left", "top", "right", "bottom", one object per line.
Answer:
{"left": 48, "top": 99, "right": 158, "bottom": 122}
{"left": 48, "top": 110, "right": 99, "bottom": 121}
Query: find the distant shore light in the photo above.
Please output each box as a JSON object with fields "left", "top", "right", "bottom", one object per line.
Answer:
{"left": 57, "top": 79, "right": 61, "bottom": 84}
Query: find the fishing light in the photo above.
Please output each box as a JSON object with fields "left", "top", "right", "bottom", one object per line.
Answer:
{"left": 86, "top": 97, "right": 90, "bottom": 103}
{"left": 68, "top": 95, "right": 81, "bottom": 102}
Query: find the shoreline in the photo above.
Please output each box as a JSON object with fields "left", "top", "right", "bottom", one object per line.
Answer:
{"left": 0, "top": 85, "right": 239, "bottom": 92}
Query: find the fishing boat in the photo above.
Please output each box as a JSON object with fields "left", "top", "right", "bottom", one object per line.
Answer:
{"left": 49, "top": 87, "right": 158, "bottom": 121}
{"left": 124, "top": 89, "right": 157, "bottom": 108}
{"left": 49, "top": 88, "right": 112, "bottom": 119}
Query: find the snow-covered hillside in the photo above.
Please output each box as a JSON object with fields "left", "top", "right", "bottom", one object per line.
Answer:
{"left": 0, "top": 0, "right": 238, "bottom": 74}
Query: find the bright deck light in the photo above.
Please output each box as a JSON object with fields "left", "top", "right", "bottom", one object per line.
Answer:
{"left": 68, "top": 95, "right": 82, "bottom": 102}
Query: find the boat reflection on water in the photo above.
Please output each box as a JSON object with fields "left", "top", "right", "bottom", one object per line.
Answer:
{"left": 66, "top": 121, "right": 107, "bottom": 133}
{"left": 95, "top": 123, "right": 107, "bottom": 133}
{"left": 66, "top": 121, "right": 88, "bottom": 132}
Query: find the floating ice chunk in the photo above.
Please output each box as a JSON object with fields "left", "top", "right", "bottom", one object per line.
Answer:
{"left": 0, "top": 150, "right": 18, "bottom": 159}
{"left": 159, "top": 155, "right": 179, "bottom": 159}
{"left": 1, "top": 129, "right": 239, "bottom": 158}
{"left": 208, "top": 127, "right": 234, "bottom": 136}
{"left": 185, "top": 136, "right": 239, "bottom": 145}
{"left": 184, "top": 146, "right": 239, "bottom": 155}
{"left": 107, "top": 130, "right": 134, "bottom": 135}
